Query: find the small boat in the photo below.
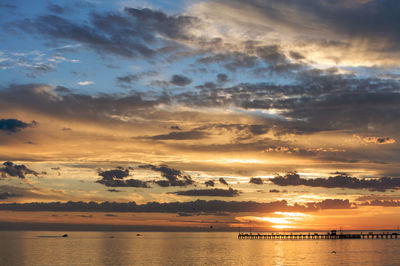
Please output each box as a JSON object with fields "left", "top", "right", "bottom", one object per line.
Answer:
{"left": 136, "top": 233, "right": 142, "bottom": 236}
{"left": 62, "top": 234, "right": 68, "bottom": 237}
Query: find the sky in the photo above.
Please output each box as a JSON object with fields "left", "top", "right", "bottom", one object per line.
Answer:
{"left": 1, "top": 0, "right": 400, "bottom": 231}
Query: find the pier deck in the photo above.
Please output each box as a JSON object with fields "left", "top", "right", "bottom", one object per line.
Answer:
{"left": 238, "top": 231, "right": 399, "bottom": 240}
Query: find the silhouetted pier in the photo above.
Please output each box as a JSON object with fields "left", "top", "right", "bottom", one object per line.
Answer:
{"left": 238, "top": 230, "right": 399, "bottom": 240}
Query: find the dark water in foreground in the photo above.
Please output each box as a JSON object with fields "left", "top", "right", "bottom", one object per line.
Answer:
{"left": 1, "top": 231, "right": 400, "bottom": 265}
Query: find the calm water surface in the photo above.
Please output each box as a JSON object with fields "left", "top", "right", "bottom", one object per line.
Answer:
{"left": 0, "top": 231, "right": 399, "bottom": 265}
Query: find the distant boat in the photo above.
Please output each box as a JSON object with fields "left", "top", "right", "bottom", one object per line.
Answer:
{"left": 136, "top": 233, "right": 142, "bottom": 236}
{"left": 62, "top": 234, "right": 68, "bottom": 237}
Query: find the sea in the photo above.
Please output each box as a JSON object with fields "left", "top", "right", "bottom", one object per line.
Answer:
{"left": 0, "top": 231, "right": 400, "bottom": 266}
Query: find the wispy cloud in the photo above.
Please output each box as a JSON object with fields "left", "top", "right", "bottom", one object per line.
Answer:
{"left": 77, "top": 81, "right": 94, "bottom": 86}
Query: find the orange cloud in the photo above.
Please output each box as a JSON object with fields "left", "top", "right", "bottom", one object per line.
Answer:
{"left": 354, "top": 135, "right": 396, "bottom": 144}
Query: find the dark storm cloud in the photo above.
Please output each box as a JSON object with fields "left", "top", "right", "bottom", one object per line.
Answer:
{"left": 0, "top": 119, "right": 37, "bottom": 134}
{"left": 204, "top": 180, "right": 215, "bottom": 187}
{"left": 270, "top": 172, "right": 400, "bottom": 192}
{"left": 96, "top": 168, "right": 150, "bottom": 188}
{"left": 219, "top": 178, "right": 228, "bottom": 186}
{"left": 172, "top": 187, "right": 240, "bottom": 197}
{"left": 139, "top": 164, "right": 194, "bottom": 187}
{"left": 144, "top": 130, "right": 207, "bottom": 140}
{"left": 249, "top": 177, "right": 263, "bottom": 185}
{"left": 0, "top": 161, "right": 39, "bottom": 179}
{"left": 13, "top": 8, "right": 199, "bottom": 58}
{"left": 170, "top": 75, "right": 192, "bottom": 86}
{"left": 0, "top": 199, "right": 354, "bottom": 212}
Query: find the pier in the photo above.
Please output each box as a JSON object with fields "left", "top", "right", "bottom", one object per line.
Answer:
{"left": 238, "top": 230, "right": 399, "bottom": 240}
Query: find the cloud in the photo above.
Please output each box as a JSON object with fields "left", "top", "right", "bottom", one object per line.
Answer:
{"left": 177, "top": 211, "right": 230, "bottom": 217}
{"left": 0, "top": 192, "right": 18, "bottom": 200}
{"left": 99, "top": 169, "right": 129, "bottom": 180}
{"left": 269, "top": 189, "right": 281, "bottom": 193}
{"left": 13, "top": 8, "right": 199, "bottom": 59}
{"left": 249, "top": 177, "right": 263, "bottom": 185}
{"left": 54, "top": 86, "right": 73, "bottom": 94}
{"left": 219, "top": 178, "right": 228, "bottom": 186}
{"left": 172, "top": 187, "right": 240, "bottom": 197}
{"left": 289, "top": 51, "right": 305, "bottom": 60}
{"left": 77, "top": 214, "right": 93, "bottom": 218}
{"left": 105, "top": 213, "right": 119, "bottom": 217}
{"left": 77, "top": 81, "right": 94, "bottom": 86}
{"left": 194, "top": 0, "right": 400, "bottom": 66}
{"left": 107, "top": 189, "right": 122, "bottom": 193}
{"left": 96, "top": 168, "right": 150, "bottom": 188}
{"left": 115, "top": 70, "right": 159, "bottom": 87}
{"left": 139, "top": 164, "right": 194, "bottom": 187}
{"left": 217, "top": 73, "right": 228, "bottom": 83}
{"left": 0, "top": 83, "right": 165, "bottom": 124}
{"left": 204, "top": 180, "right": 215, "bottom": 187}
{"left": 307, "top": 199, "right": 353, "bottom": 210}
{"left": 0, "top": 119, "right": 38, "bottom": 134}
{"left": 116, "top": 74, "right": 139, "bottom": 87}
{"left": 0, "top": 199, "right": 355, "bottom": 213}
{"left": 196, "top": 52, "right": 259, "bottom": 72}
{"left": 170, "top": 75, "right": 192, "bottom": 86}
{"left": 269, "top": 172, "right": 400, "bottom": 192}
{"left": 0, "top": 161, "right": 39, "bottom": 179}
{"left": 144, "top": 130, "right": 207, "bottom": 140}
{"left": 360, "top": 200, "right": 400, "bottom": 207}
{"left": 356, "top": 135, "right": 396, "bottom": 145}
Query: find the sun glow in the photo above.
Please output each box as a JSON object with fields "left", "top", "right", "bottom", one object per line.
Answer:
{"left": 237, "top": 212, "right": 310, "bottom": 229}
{"left": 272, "top": 225, "right": 295, "bottom": 229}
